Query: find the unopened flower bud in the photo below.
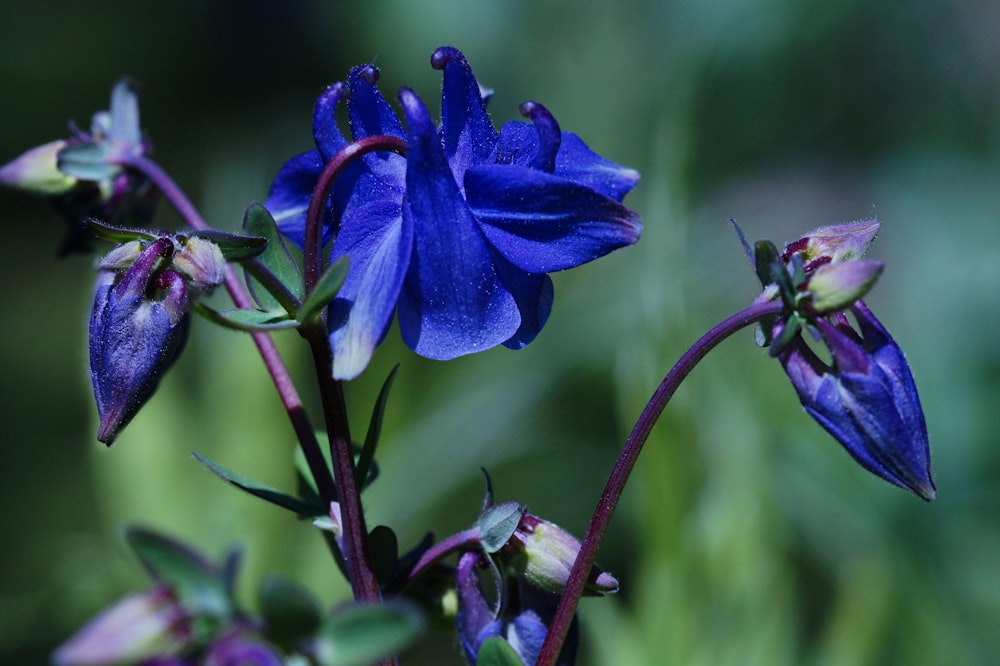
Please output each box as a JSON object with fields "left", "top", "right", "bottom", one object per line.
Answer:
{"left": 0, "top": 140, "right": 77, "bottom": 195}
{"left": 778, "top": 301, "right": 935, "bottom": 500}
{"left": 172, "top": 236, "right": 227, "bottom": 291}
{"left": 783, "top": 219, "right": 880, "bottom": 267}
{"left": 509, "top": 514, "right": 618, "bottom": 596}
{"left": 52, "top": 585, "right": 189, "bottom": 666}
{"left": 805, "top": 260, "right": 883, "bottom": 314}
{"left": 90, "top": 238, "right": 190, "bottom": 444}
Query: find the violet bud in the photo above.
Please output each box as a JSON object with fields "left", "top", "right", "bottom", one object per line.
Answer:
{"left": 90, "top": 238, "right": 190, "bottom": 444}
{"left": 778, "top": 301, "right": 935, "bottom": 500}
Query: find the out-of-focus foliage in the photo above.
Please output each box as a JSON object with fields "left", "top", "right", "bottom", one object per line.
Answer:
{"left": 2, "top": 1, "right": 998, "bottom": 663}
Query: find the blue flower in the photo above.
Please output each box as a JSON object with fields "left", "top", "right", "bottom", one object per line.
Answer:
{"left": 778, "top": 301, "right": 935, "bottom": 500}
{"left": 266, "top": 47, "right": 642, "bottom": 379}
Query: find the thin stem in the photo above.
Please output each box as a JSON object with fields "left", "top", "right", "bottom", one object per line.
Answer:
{"left": 122, "top": 154, "right": 337, "bottom": 505}
{"left": 390, "top": 528, "right": 481, "bottom": 593}
{"left": 535, "top": 300, "right": 785, "bottom": 666}
{"left": 305, "top": 328, "right": 382, "bottom": 601}
{"left": 297, "top": 135, "right": 406, "bottom": 603}
{"left": 303, "top": 134, "right": 407, "bottom": 293}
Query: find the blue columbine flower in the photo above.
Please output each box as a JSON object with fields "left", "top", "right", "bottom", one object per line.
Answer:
{"left": 266, "top": 46, "right": 642, "bottom": 379}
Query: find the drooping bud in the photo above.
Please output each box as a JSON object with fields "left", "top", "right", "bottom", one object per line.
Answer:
{"left": 507, "top": 514, "right": 618, "bottom": 596}
{"left": 777, "top": 301, "right": 935, "bottom": 500}
{"left": 89, "top": 238, "right": 191, "bottom": 444}
{"left": 52, "top": 585, "right": 190, "bottom": 666}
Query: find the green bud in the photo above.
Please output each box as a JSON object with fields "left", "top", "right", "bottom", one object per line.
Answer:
{"left": 0, "top": 140, "right": 77, "bottom": 195}
{"left": 509, "top": 514, "right": 618, "bottom": 596}
{"left": 806, "top": 260, "right": 884, "bottom": 314}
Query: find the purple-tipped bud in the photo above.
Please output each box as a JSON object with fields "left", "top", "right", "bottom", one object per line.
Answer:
{"left": 805, "top": 260, "right": 884, "bottom": 314}
{"left": 52, "top": 585, "right": 189, "bottom": 666}
{"left": 778, "top": 301, "right": 935, "bottom": 500}
{"left": 783, "top": 219, "right": 880, "bottom": 267}
{"left": 509, "top": 514, "right": 618, "bottom": 596}
{"left": 90, "top": 238, "right": 191, "bottom": 444}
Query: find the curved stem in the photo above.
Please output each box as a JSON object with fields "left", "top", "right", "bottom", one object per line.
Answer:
{"left": 535, "top": 300, "right": 785, "bottom": 666}
{"left": 390, "top": 528, "right": 481, "bottom": 593}
{"left": 302, "top": 134, "right": 407, "bottom": 294}
{"left": 122, "top": 154, "right": 337, "bottom": 505}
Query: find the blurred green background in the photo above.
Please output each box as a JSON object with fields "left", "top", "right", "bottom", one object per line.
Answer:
{"left": 2, "top": 1, "right": 998, "bottom": 664}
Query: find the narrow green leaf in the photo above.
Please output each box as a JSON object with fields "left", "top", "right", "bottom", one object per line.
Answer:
{"left": 355, "top": 365, "right": 398, "bottom": 489}
{"left": 195, "top": 302, "right": 299, "bottom": 332}
{"left": 242, "top": 202, "right": 303, "bottom": 309}
{"left": 86, "top": 218, "right": 158, "bottom": 244}
{"left": 125, "top": 527, "right": 231, "bottom": 617}
{"left": 299, "top": 256, "right": 349, "bottom": 324}
{"left": 193, "top": 452, "right": 325, "bottom": 517}
{"left": 191, "top": 229, "right": 267, "bottom": 262}
{"left": 476, "top": 637, "right": 525, "bottom": 666}
{"left": 311, "top": 601, "right": 424, "bottom": 666}
{"left": 477, "top": 501, "right": 525, "bottom": 554}
{"left": 754, "top": 240, "right": 780, "bottom": 288}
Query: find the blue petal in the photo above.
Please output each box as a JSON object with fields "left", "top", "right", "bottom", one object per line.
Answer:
{"left": 491, "top": 252, "right": 553, "bottom": 350}
{"left": 467, "top": 165, "right": 642, "bottom": 273}
{"left": 312, "top": 82, "right": 349, "bottom": 161}
{"left": 396, "top": 88, "right": 519, "bottom": 360}
{"left": 555, "top": 132, "right": 640, "bottom": 202}
{"left": 265, "top": 150, "right": 330, "bottom": 246}
{"left": 346, "top": 65, "right": 407, "bottom": 193}
{"left": 329, "top": 198, "right": 411, "bottom": 380}
{"left": 431, "top": 47, "right": 498, "bottom": 177}
{"left": 488, "top": 123, "right": 640, "bottom": 202}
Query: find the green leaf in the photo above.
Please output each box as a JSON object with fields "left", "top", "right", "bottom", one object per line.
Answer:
{"left": 311, "top": 601, "right": 424, "bottom": 666}
{"left": 768, "top": 312, "right": 801, "bottom": 357}
{"left": 754, "top": 240, "right": 780, "bottom": 288}
{"left": 242, "top": 202, "right": 303, "bottom": 310}
{"left": 125, "top": 527, "right": 231, "bottom": 617}
{"left": 86, "top": 218, "right": 158, "bottom": 244}
{"left": 194, "top": 302, "right": 299, "bottom": 332}
{"left": 193, "top": 452, "right": 326, "bottom": 517}
{"left": 355, "top": 365, "right": 398, "bottom": 489}
{"left": 368, "top": 525, "right": 399, "bottom": 586}
{"left": 477, "top": 501, "right": 525, "bottom": 554}
{"left": 259, "top": 576, "right": 322, "bottom": 649}
{"left": 476, "top": 637, "right": 525, "bottom": 666}
{"left": 299, "top": 255, "right": 349, "bottom": 324}
{"left": 191, "top": 229, "right": 267, "bottom": 262}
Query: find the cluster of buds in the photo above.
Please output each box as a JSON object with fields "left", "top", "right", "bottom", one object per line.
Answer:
{"left": 90, "top": 234, "right": 227, "bottom": 444}
{"left": 749, "top": 220, "right": 935, "bottom": 500}
{"left": 0, "top": 80, "right": 157, "bottom": 255}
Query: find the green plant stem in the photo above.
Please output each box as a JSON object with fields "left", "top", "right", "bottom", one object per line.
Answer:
{"left": 535, "top": 300, "right": 785, "bottom": 666}
{"left": 122, "top": 154, "right": 337, "bottom": 506}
